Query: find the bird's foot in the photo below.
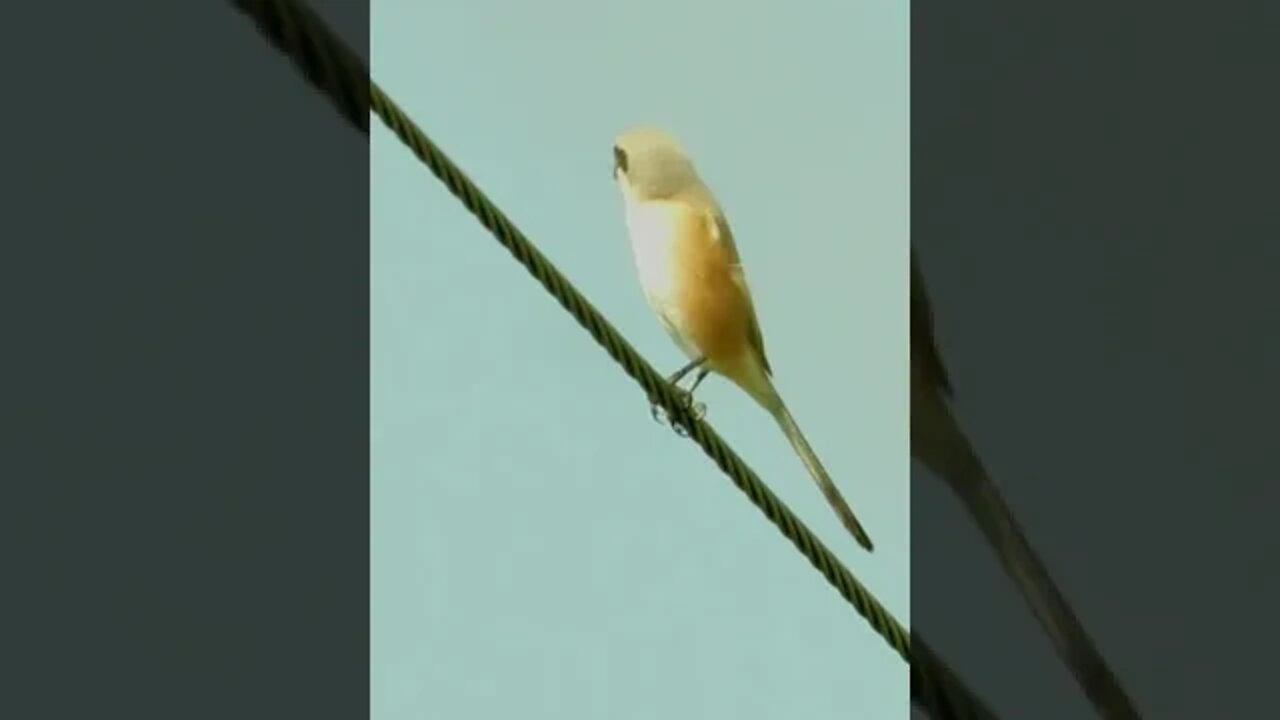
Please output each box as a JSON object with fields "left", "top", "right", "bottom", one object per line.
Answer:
{"left": 649, "top": 386, "right": 707, "bottom": 436}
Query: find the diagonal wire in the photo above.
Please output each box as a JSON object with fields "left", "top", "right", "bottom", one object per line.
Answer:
{"left": 227, "top": 1, "right": 999, "bottom": 718}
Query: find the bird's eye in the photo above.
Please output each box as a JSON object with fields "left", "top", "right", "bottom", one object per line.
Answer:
{"left": 612, "top": 145, "right": 628, "bottom": 174}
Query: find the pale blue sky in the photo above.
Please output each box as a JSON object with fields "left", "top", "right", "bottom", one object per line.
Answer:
{"left": 371, "top": 0, "right": 909, "bottom": 717}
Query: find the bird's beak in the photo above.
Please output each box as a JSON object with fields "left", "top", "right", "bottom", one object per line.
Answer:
{"left": 612, "top": 145, "right": 628, "bottom": 182}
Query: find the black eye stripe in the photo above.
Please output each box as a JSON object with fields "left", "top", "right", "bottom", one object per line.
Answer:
{"left": 613, "top": 145, "right": 628, "bottom": 172}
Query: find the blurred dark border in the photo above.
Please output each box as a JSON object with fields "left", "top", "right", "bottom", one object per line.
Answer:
{"left": 2, "top": 4, "right": 370, "bottom": 718}
{"left": 913, "top": 0, "right": 1277, "bottom": 717}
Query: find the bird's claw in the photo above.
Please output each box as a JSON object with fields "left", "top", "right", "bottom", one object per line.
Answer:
{"left": 649, "top": 387, "right": 707, "bottom": 436}
{"left": 649, "top": 403, "right": 667, "bottom": 425}
{"left": 685, "top": 399, "right": 707, "bottom": 421}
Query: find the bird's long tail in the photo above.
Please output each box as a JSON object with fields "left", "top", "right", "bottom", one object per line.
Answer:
{"left": 769, "top": 396, "right": 875, "bottom": 552}
{"left": 913, "top": 391, "right": 1141, "bottom": 718}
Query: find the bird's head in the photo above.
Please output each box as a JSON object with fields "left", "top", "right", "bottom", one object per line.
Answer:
{"left": 612, "top": 126, "right": 700, "bottom": 201}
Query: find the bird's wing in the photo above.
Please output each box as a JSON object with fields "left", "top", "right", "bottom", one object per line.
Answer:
{"left": 702, "top": 201, "right": 773, "bottom": 377}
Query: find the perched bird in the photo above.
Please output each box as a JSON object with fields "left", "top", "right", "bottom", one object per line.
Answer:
{"left": 911, "top": 247, "right": 1141, "bottom": 719}
{"left": 611, "top": 126, "right": 874, "bottom": 552}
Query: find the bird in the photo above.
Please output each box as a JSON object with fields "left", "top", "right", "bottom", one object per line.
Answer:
{"left": 910, "top": 247, "right": 1142, "bottom": 718}
{"left": 610, "top": 126, "right": 874, "bottom": 552}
